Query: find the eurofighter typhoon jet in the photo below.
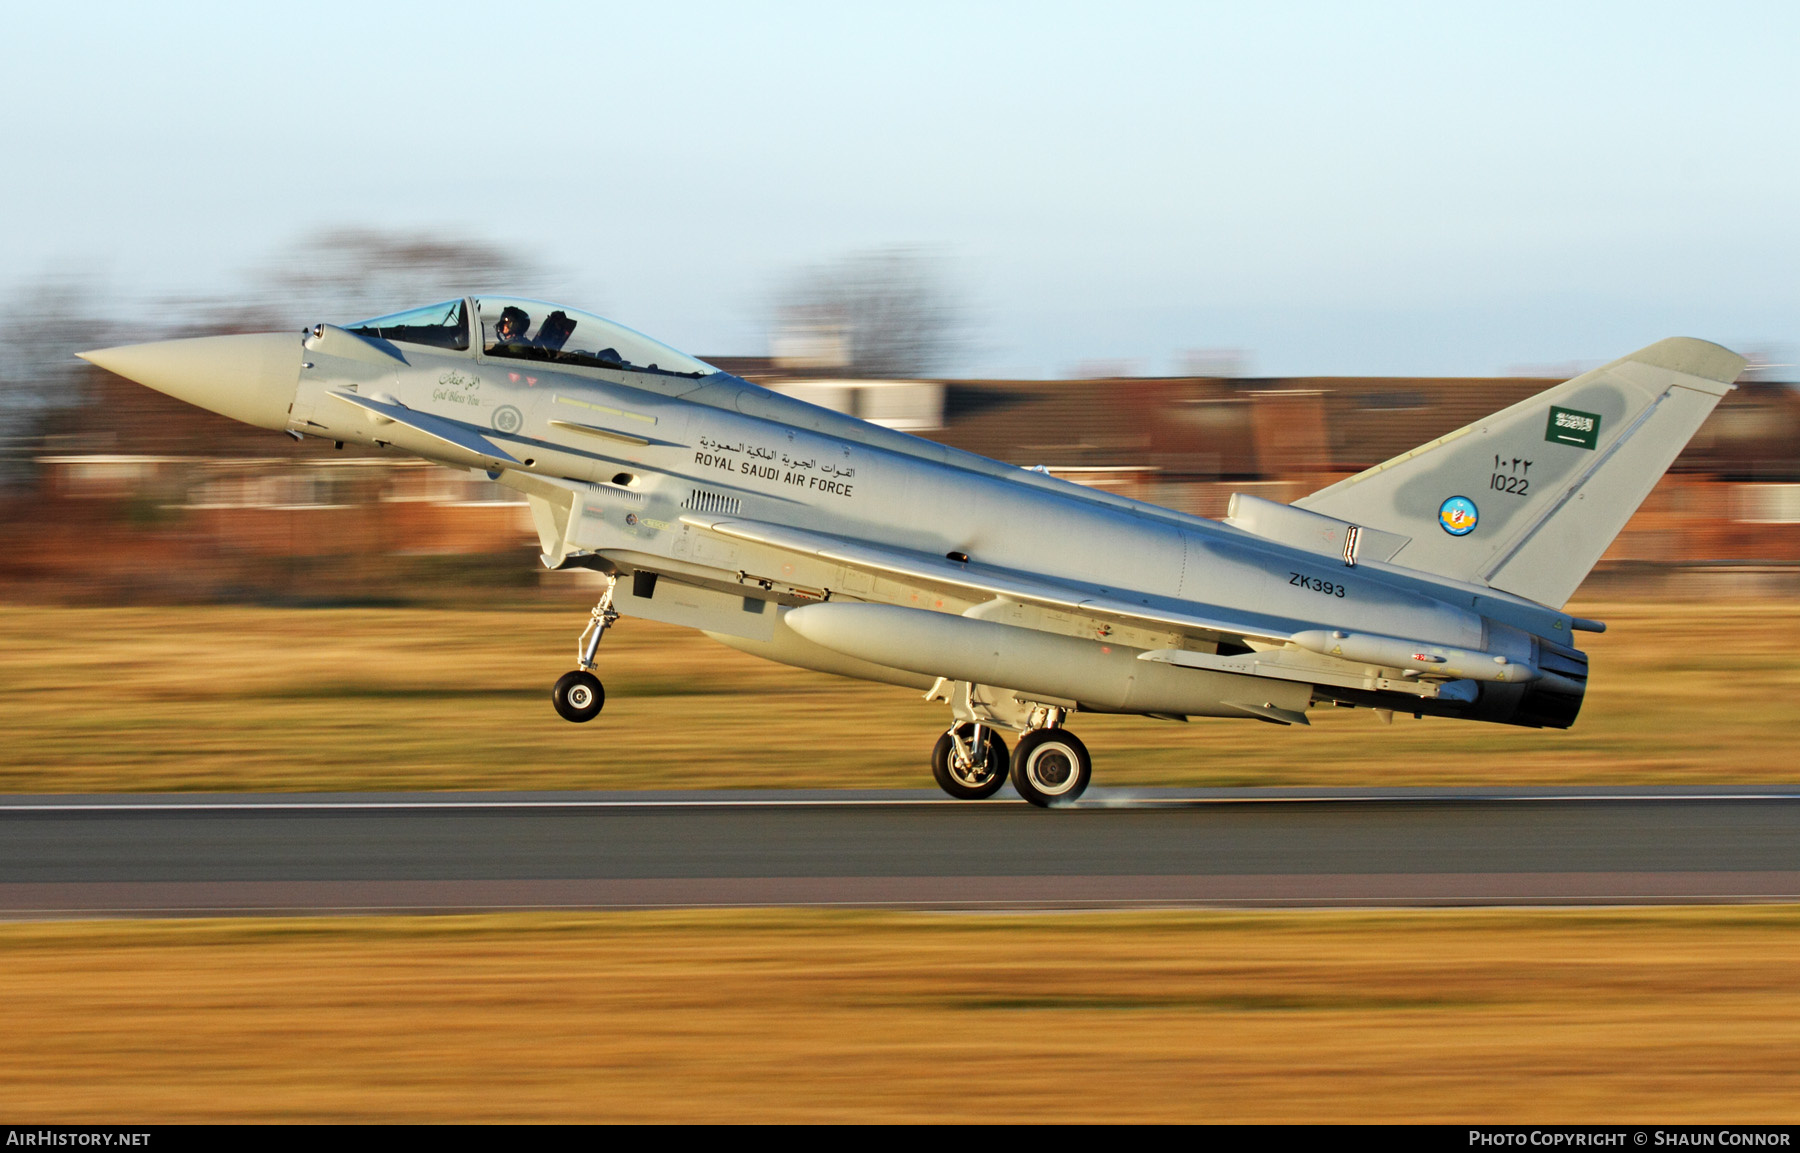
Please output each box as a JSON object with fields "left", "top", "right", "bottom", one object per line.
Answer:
{"left": 80, "top": 299, "right": 1745, "bottom": 805}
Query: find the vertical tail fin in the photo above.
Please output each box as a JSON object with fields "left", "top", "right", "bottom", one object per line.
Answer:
{"left": 1293, "top": 338, "right": 1745, "bottom": 608}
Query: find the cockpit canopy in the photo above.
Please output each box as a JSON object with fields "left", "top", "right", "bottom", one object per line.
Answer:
{"left": 475, "top": 297, "right": 714, "bottom": 378}
{"left": 344, "top": 300, "right": 470, "bottom": 351}
{"left": 343, "top": 297, "right": 715, "bottom": 379}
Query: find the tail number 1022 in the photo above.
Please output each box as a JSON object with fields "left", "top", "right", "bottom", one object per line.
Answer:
{"left": 1491, "top": 455, "right": 1531, "bottom": 496}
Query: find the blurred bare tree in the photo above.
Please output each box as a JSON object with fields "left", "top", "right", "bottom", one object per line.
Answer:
{"left": 0, "top": 276, "right": 110, "bottom": 484}
{"left": 242, "top": 228, "right": 548, "bottom": 330}
{"left": 773, "top": 249, "right": 965, "bottom": 378}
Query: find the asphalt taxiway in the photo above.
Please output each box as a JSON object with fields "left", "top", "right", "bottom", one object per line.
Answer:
{"left": 2, "top": 785, "right": 1796, "bottom": 916}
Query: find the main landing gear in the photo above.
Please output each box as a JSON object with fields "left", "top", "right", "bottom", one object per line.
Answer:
{"left": 932, "top": 722, "right": 1009, "bottom": 800}
{"left": 552, "top": 576, "right": 618, "bottom": 723}
{"left": 1009, "top": 726, "right": 1092, "bottom": 808}
{"left": 929, "top": 705, "right": 1093, "bottom": 808}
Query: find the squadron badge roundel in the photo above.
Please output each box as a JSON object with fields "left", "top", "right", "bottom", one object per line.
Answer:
{"left": 1438, "top": 495, "right": 1479, "bottom": 536}
{"left": 492, "top": 405, "right": 523, "bottom": 435}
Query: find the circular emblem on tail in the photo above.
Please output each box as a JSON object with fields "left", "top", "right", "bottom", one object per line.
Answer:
{"left": 491, "top": 405, "right": 523, "bottom": 435}
{"left": 1439, "top": 495, "right": 1479, "bottom": 536}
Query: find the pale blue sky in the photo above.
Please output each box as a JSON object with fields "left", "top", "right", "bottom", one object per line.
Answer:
{"left": 5, "top": 1, "right": 1796, "bottom": 376}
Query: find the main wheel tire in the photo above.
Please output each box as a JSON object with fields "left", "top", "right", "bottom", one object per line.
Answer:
{"left": 1010, "top": 728, "right": 1092, "bottom": 808}
{"left": 932, "top": 724, "right": 1011, "bottom": 800}
{"left": 552, "top": 669, "right": 605, "bottom": 723}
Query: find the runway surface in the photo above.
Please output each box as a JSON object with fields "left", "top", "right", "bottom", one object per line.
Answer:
{"left": 2, "top": 785, "right": 1798, "bottom": 916}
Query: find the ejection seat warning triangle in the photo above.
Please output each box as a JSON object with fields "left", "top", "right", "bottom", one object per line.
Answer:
{"left": 1546, "top": 406, "right": 1602, "bottom": 450}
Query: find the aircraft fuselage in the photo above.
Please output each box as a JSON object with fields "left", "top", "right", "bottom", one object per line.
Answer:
{"left": 283, "top": 318, "right": 1582, "bottom": 731}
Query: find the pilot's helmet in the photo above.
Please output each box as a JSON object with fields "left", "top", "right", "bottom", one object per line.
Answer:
{"left": 496, "top": 306, "right": 531, "bottom": 341}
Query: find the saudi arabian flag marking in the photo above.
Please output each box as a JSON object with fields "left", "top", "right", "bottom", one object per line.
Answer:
{"left": 1546, "top": 405, "right": 1602, "bottom": 450}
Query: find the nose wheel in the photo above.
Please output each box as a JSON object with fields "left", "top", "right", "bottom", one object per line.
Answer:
{"left": 553, "top": 575, "right": 619, "bottom": 724}
{"left": 931, "top": 722, "right": 1010, "bottom": 800}
{"left": 552, "top": 669, "right": 605, "bottom": 722}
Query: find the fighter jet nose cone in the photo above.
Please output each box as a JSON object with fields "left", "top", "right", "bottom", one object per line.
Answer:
{"left": 79, "top": 332, "right": 302, "bottom": 432}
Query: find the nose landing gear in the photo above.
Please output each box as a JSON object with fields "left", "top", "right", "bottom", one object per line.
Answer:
{"left": 552, "top": 575, "right": 619, "bottom": 723}
{"left": 552, "top": 669, "right": 605, "bottom": 722}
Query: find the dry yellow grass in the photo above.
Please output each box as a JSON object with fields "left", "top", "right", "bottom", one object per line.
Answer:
{"left": 0, "top": 908, "right": 1796, "bottom": 1122}
{"left": 2, "top": 596, "right": 1798, "bottom": 792}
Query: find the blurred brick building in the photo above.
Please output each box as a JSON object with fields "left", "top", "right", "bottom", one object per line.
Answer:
{"left": 7, "top": 361, "right": 1800, "bottom": 602}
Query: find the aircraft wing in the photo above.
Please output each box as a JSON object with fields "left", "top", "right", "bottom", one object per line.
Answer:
{"left": 679, "top": 514, "right": 1299, "bottom": 645}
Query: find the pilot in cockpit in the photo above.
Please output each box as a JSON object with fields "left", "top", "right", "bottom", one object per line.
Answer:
{"left": 492, "top": 306, "right": 532, "bottom": 350}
